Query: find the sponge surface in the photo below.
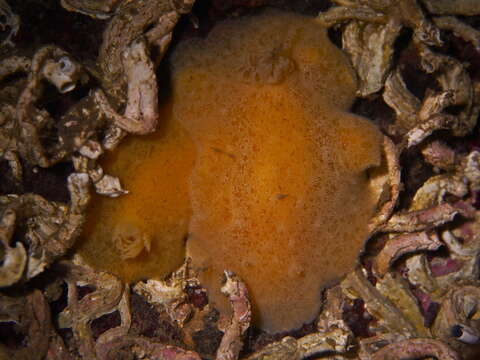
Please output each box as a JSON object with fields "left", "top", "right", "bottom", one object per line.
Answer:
{"left": 78, "top": 101, "right": 195, "bottom": 282}
{"left": 173, "top": 10, "right": 382, "bottom": 332}
{"left": 78, "top": 9, "right": 383, "bottom": 333}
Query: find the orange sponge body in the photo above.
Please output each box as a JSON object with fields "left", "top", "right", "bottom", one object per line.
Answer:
{"left": 79, "top": 10, "right": 383, "bottom": 333}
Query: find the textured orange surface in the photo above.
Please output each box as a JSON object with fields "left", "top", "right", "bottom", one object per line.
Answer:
{"left": 173, "top": 10, "right": 382, "bottom": 332}
{"left": 77, "top": 101, "right": 195, "bottom": 282}
{"left": 79, "top": 10, "right": 383, "bottom": 333}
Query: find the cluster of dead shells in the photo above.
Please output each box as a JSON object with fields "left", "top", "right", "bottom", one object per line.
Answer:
{"left": 1, "top": 0, "right": 480, "bottom": 359}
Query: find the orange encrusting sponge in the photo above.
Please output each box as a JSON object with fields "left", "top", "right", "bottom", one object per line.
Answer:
{"left": 78, "top": 9, "right": 383, "bottom": 334}
{"left": 78, "top": 101, "right": 195, "bottom": 282}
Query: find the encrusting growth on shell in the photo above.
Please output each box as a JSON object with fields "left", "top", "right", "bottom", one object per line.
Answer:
{"left": 174, "top": 10, "right": 383, "bottom": 333}
{"left": 77, "top": 105, "right": 195, "bottom": 282}
{"left": 2, "top": 0, "right": 480, "bottom": 358}
{"left": 80, "top": 10, "right": 385, "bottom": 333}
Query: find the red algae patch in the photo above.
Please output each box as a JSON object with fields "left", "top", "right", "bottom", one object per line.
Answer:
{"left": 79, "top": 9, "right": 384, "bottom": 333}
{"left": 173, "top": 10, "right": 383, "bottom": 332}
{"left": 77, "top": 102, "right": 195, "bottom": 282}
